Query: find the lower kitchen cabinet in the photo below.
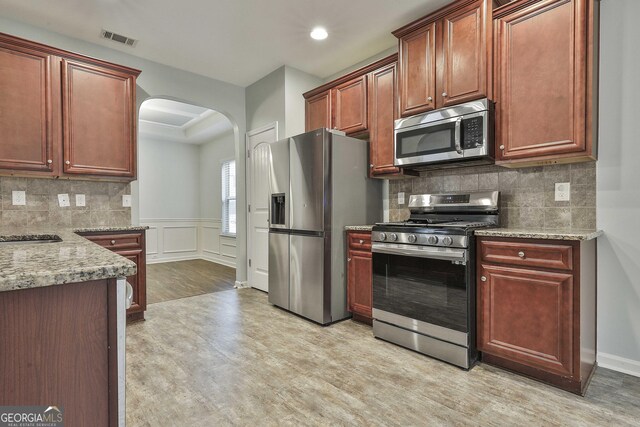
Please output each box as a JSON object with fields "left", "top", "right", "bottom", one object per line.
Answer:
{"left": 346, "top": 230, "right": 373, "bottom": 325}
{"left": 476, "top": 237, "right": 597, "bottom": 394}
{"left": 79, "top": 229, "right": 147, "bottom": 321}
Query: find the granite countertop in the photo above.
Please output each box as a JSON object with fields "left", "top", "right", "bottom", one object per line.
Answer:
{"left": 474, "top": 228, "right": 603, "bottom": 241}
{"left": 345, "top": 225, "right": 375, "bottom": 231}
{"left": 0, "top": 226, "right": 141, "bottom": 293}
{"left": 74, "top": 225, "right": 150, "bottom": 233}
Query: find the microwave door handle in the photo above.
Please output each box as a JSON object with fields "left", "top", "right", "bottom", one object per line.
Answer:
{"left": 454, "top": 117, "right": 463, "bottom": 154}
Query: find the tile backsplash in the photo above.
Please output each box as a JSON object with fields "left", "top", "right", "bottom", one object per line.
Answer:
{"left": 0, "top": 177, "right": 131, "bottom": 229}
{"left": 389, "top": 162, "right": 596, "bottom": 230}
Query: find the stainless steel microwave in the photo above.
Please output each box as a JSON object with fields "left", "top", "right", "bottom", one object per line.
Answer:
{"left": 394, "top": 98, "right": 494, "bottom": 169}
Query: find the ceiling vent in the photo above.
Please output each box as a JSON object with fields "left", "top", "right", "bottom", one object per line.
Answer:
{"left": 100, "top": 29, "right": 137, "bottom": 47}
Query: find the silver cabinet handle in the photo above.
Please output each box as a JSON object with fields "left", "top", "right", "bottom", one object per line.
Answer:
{"left": 65, "top": 160, "right": 71, "bottom": 165}
{"left": 518, "top": 251, "right": 525, "bottom": 258}
{"left": 480, "top": 276, "right": 487, "bottom": 282}
{"left": 499, "top": 145, "right": 505, "bottom": 150}
{"left": 111, "top": 240, "right": 116, "bottom": 245}
{"left": 427, "top": 96, "right": 433, "bottom": 102}
{"left": 442, "top": 92, "right": 448, "bottom": 97}
{"left": 47, "top": 159, "right": 53, "bottom": 164}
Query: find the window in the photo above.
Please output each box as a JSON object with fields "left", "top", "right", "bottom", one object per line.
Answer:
{"left": 222, "top": 159, "right": 236, "bottom": 235}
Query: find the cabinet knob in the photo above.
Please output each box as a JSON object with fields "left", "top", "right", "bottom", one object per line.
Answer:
{"left": 427, "top": 96, "right": 433, "bottom": 102}
{"left": 359, "top": 239, "right": 364, "bottom": 244}
{"left": 347, "top": 258, "right": 352, "bottom": 262}
{"left": 111, "top": 240, "right": 116, "bottom": 245}
{"left": 369, "top": 164, "right": 374, "bottom": 168}
{"left": 442, "top": 92, "right": 448, "bottom": 97}
{"left": 47, "top": 159, "right": 53, "bottom": 164}
{"left": 480, "top": 276, "right": 487, "bottom": 282}
{"left": 499, "top": 145, "right": 505, "bottom": 150}
{"left": 65, "top": 160, "right": 71, "bottom": 165}
{"left": 333, "top": 126, "right": 338, "bottom": 130}
{"left": 518, "top": 251, "right": 525, "bottom": 258}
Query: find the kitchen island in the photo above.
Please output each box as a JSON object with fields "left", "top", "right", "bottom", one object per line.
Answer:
{"left": 0, "top": 227, "right": 137, "bottom": 427}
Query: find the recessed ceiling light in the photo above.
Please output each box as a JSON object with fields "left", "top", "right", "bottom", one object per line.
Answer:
{"left": 310, "top": 27, "right": 328, "bottom": 41}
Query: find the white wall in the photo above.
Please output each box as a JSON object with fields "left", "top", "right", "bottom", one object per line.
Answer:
{"left": 596, "top": 0, "right": 640, "bottom": 376}
{"left": 284, "top": 66, "right": 323, "bottom": 137}
{"left": 245, "top": 67, "right": 286, "bottom": 137}
{"left": 0, "top": 17, "right": 249, "bottom": 281}
{"left": 200, "top": 131, "right": 235, "bottom": 219}
{"left": 139, "top": 138, "right": 201, "bottom": 219}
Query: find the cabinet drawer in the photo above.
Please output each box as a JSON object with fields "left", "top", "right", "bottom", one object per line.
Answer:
{"left": 348, "top": 232, "right": 372, "bottom": 251}
{"left": 480, "top": 240, "right": 574, "bottom": 271}
{"left": 83, "top": 233, "right": 142, "bottom": 250}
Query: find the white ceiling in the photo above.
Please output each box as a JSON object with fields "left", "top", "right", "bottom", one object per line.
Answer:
{"left": 0, "top": 0, "right": 451, "bottom": 87}
{"left": 139, "top": 98, "right": 233, "bottom": 144}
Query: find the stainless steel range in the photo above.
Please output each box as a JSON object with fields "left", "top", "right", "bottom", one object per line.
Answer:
{"left": 372, "top": 191, "right": 499, "bottom": 369}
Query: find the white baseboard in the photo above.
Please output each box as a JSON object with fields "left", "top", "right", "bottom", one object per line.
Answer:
{"left": 146, "top": 255, "right": 201, "bottom": 264}
{"left": 598, "top": 352, "right": 640, "bottom": 377}
{"left": 200, "top": 252, "right": 237, "bottom": 268}
{"left": 234, "top": 281, "right": 249, "bottom": 289}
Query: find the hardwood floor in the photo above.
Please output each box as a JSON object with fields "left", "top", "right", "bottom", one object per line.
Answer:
{"left": 125, "top": 289, "right": 640, "bottom": 426}
{"left": 146, "top": 260, "right": 235, "bottom": 304}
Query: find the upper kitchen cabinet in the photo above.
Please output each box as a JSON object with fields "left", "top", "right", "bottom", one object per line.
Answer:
{"left": 493, "top": 0, "right": 599, "bottom": 166}
{"left": 0, "top": 36, "right": 59, "bottom": 175}
{"left": 393, "top": 0, "right": 493, "bottom": 117}
{"left": 62, "top": 59, "right": 137, "bottom": 178}
{"left": 305, "top": 90, "right": 332, "bottom": 132}
{"left": 332, "top": 75, "right": 368, "bottom": 135}
{"left": 0, "top": 32, "right": 141, "bottom": 181}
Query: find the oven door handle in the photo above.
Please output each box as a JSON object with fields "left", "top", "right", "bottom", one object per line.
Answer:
{"left": 372, "top": 243, "right": 467, "bottom": 262}
{"left": 454, "top": 117, "right": 463, "bottom": 154}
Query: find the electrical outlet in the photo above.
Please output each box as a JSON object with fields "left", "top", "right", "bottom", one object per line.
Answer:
{"left": 122, "top": 194, "right": 132, "bottom": 207}
{"left": 75, "top": 194, "right": 86, "bottom": 207}
{"left": 398, "top": 192, "right": 405, "bottom": 205}
{"left": 58, "top": 193, "right": 70, "bottom": 207}
{"left": 555, "top": 182, "right": 571, "bottom": 202}
{"left": 11, "top": 190, "right": 26, "bottom": 206}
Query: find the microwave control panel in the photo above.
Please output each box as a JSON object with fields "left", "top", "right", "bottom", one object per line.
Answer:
{"left": 462, "top": 117, "right": 484, "bottom": 148}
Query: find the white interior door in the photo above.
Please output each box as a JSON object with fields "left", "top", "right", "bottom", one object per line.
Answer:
{"left": 247, "top": 123, "right": 278, "bottom": 292}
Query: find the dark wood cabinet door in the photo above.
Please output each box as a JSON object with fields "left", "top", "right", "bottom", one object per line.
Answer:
{"left": 305, "top": 90, "right": 331, "bottom": 132}
{"left": 438, "top": 0, "right": 488, "bottom": 107}
{"left": 495, "top": 0, "right": 588, "bottom": 162}
{"left": 369, "top": 62, "right": 401, "bottom": 176}
{"left": 62, "top": 59, "right": 136, "bottom": 177}
{"left": 398, "top": 22, "right": 437, "bottom": 117}
{"left": 116, "top": 249, "right": 146, "bottom": 317}
{"left": 333, "top": 75, "right": 367, "bottom": 135}
{"left": 0, "top": 41, "right": 56, "bottom": 172}
{"left": 477, "top": 263, "right": 575, "bottom": 377}
{"left": 348, "top": 249, "right": 373, "bottom": 320}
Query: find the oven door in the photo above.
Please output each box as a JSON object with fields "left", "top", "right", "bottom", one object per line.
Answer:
{"left": 372, "top": 243, "right": 469, "bottom": 338}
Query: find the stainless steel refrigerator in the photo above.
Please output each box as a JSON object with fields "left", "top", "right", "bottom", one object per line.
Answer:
{"left": 268, "top": 129, "right": 382, "bottom": 324}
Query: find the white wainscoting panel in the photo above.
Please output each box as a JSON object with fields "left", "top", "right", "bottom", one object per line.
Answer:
{"left": 141, "top": 218, "right": 236, "bottom": 268}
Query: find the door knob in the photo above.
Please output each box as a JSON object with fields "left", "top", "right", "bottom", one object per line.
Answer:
{"left": 480, "top": 276, "right": 487, "bottom": 282}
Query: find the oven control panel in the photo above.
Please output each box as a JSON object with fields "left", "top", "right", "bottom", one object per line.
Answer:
{"left": 372, "top": 231, "right": 468, "bottom": 249}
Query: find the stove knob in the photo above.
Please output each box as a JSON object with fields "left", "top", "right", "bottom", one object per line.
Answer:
{"left": 442, "top": 236, "right": 453, "bottom": 246}
{"left": 389, "top": 233, "right": 398, "bottom": 242}
{"left": 427, "top": 236, "right": 439, "bottom": 245}
{"left": 407, "top": 234, "right": 417, "bottom": 243}
{"left": 378, "top": 232, "right": 386, "bottom": 241}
